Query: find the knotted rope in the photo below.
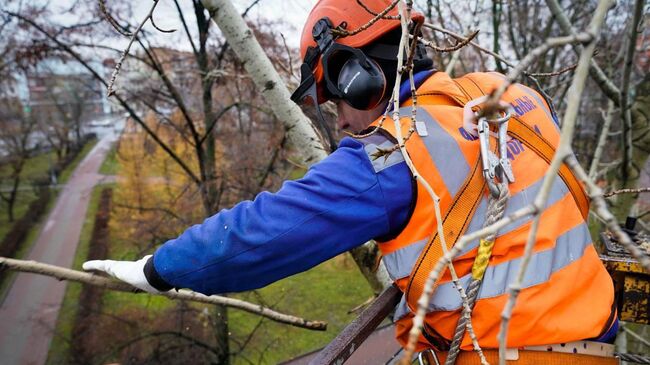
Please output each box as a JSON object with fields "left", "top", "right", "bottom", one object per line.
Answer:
{"left": 445, "top": 180, "right": 510, "bottom": 365}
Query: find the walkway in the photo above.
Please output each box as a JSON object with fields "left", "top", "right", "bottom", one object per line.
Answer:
{"left": 0, "top": 132, "right": 116, "bottom": 365}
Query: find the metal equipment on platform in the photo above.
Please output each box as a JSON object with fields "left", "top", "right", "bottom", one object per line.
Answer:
{"left": 600, "top": 217, "right": 650, "bottom": 325}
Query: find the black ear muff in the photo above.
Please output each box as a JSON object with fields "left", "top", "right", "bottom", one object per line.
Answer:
{"left": 337, "top": 56, "right": 386, "bottom": 110}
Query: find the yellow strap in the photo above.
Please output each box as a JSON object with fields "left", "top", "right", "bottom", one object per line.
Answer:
{"left": 471, "top": 239, "right": 495, "bottom": 280}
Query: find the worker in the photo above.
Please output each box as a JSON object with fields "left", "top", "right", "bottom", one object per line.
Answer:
{"left": 84, "top": 0, "right": 618, "bottom": 362}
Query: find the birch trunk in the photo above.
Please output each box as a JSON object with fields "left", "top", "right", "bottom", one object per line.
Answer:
{"left": 201, "top": 0, "right": 327, "bottom": 166}
{"left": 201, "top": 0, "right": 391, "bottom": 291}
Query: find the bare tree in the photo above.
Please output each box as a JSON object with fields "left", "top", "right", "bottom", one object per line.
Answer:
{"left": 0, "top": 99, "right": 36, "bottom": 222}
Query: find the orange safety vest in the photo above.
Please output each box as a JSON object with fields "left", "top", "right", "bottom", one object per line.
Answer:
{"left": 366, "top": 71, "right": 615, "bottom": 352}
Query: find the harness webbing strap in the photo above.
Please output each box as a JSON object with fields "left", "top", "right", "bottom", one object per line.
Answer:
{"left": 454, "top": 75, "right": 589, "bottom": 219}
{"left": 404, "top": 155, "right": 486, "bottom": 307}
{"left": 507, "top": 121, "right": 590, "bottom": 220}
{"left": 404, "top": 75, "right": 590, "bottom": 334}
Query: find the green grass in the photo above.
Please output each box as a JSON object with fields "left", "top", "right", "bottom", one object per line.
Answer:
{"left": 58, "top": 139, "right": 98, "bottom": 183}
{"left": 45, "top": 185, "right": 106, "bottom": 365}
{"left": 229, "top": 257, "right": 373, "bottom": 364}
{"left": 0, "top": 190, "right": 61, "bottom": 302}
{"left": 0, "top": 138, "right": 98, "bottom": 242}
{"left": 99, "top": 146, "right": 119, "bottom": 175}
{"left": 0, "top": 189, "right": 38, "bottom": 241}
{"left": 0, "top": 151, "right": 56, "bottom": 182}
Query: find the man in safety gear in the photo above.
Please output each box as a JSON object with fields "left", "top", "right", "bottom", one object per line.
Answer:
{"left": 84, "top": 0, "right": 618, "bottom": 362}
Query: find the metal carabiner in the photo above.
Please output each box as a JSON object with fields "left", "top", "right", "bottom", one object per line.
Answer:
{"left": 417, "top": 349, "right": 441, "bottom": 365}
{"left": 477, "top": 117, "right": 500, "bottom": 198}
{"left": 496, "top": 117, "right": 515, "bottom": 184}
{"left": 488, "top": 107, "right": 515, "bottom": 185}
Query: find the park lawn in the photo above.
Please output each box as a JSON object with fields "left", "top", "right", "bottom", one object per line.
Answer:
{"left": 0, "top": 150, "right": 56, "bottom": 242}
{"left": 99, "top": 146, "right": 119, "bottom": 175}
{"left": 0, "top": 138, "right": 98, "bottom": 242}
{"left": 229, "top": 256, "right": 373, "bottom": 364}
{"left": 0, "top": 150, "right": 55, "bottom": 183}
{"left": 58, "top": 139, "right": 98, "bottom": 183}
{"left": 45, "top": 185, "right": 106, "bottom": 365}
{"left": 0, "top": 189, "right": 37, "bottom": 241}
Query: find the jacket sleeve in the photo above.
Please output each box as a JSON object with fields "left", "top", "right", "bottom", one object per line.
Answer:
{"left": 148, "top": 136, "right": 414, "bottom": 295}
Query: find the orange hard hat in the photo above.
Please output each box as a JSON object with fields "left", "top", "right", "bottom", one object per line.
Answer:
{"left": 300, "top": 0, "right": 425, "bottom": 85}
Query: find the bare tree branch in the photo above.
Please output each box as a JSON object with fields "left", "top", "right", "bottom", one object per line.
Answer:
{"left": 106, "top": 0, "right": 169, "bottom": 96}
{"left": 589, "top": 100, "right": 615, "bottom": 180}
{"left": 604, "top": 187, "right": 650, "bottom": 198}
{"left": 620, "top": 0, "right": 644, "bottom": 184}
{"left": 0, "top": 256, "right": 327, "bottom": 331}
{"left": 545, "top": 0, "right": 621, "bottom": 104}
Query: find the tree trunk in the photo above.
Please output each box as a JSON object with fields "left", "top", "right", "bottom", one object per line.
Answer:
{"left": 611, "top": 74, "right": 650, "bottom": 220}
{"left": 201, "top": 0, "right": 327, "bottom": 168}
{"left": 6, "top": 169, "right": 22, "bottom": 223}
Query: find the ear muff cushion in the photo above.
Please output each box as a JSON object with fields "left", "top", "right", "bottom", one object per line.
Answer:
{"left": 337, "top": 57, "right": 386, "bottom": 110}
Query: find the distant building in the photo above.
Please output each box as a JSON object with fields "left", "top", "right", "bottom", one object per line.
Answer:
{"left": 25, "top": 59, "right": 110, "bottom": 125}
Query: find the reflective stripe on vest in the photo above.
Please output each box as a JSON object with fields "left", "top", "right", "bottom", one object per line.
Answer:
{"left": 359, "top": 133, "right": 406, "bottom": 173}
{"left": 383, "top": 175, "right": 570, "bottom": 280}
{"left": 413, "top": 107, "right": 470, "bottom": 197}
{"left": 393, "top": 222, "right": 592, "bottom": 319}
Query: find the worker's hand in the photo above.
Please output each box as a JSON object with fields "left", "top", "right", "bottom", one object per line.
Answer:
{"left": 83, "top": 255, "right": 160, "bottom": 294}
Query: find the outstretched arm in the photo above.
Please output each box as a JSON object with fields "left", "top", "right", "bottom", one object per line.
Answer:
{"left": 85, "top": 135, "right": 413, "bottom": 295}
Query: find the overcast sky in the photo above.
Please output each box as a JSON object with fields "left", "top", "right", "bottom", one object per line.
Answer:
{"left": 132, "top": 0, "right": 318, "bottom": 49}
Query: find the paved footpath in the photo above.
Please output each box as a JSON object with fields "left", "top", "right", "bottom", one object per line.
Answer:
{"left": 0, "top": 133, "right": 116, "bottom": 365}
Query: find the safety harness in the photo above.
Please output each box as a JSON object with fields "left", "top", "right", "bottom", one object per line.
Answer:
{"left": 404, "top": 75, "right": 590, "bottom": 353}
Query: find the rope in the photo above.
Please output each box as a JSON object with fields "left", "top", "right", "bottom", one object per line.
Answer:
{"left": 616, "top": 352, "right": 650, "bottom": 364}
{"left": 445, "top": 180, "right": 510, "bottom": 365}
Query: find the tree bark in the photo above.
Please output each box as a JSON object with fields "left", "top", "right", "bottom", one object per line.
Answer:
{"left": 201, "top": 0, "right": 327, "bottom": 167}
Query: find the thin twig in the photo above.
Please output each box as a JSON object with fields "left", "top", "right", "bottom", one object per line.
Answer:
{"left": 0, "top": 256, "right": 327, "bottom": 331}
{"left": 331, "top": 0, "right": 400, "bottom": 37}
{"left": 106, "top": 0, "right": 165, "bottom": 96}
{"left": 279, "top": 33, "right": 295, "bottom": 81}
{"left": 417, "top": 30, "right": 479, "bottom": 53}
{"left": 527, "top": 63, "right": 577, "bottom": 77}
{"left": 604, "top": 187, "right": 650, "bottom": 198}
{"left": 149, "top": 13, "right": 177, "bottom": 33}
{"left": 355, "top": 0, "right": 400, "bottom": 19}
{"left": 98, "top": 0, "right": 132, "bottom": 36}
{"left": 422, "top": 22, "right": 516, "bottom": 69}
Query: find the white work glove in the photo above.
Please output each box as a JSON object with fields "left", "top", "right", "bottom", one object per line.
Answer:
{"left": 83, "top": 255, "right": 160, "bottom": 294}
